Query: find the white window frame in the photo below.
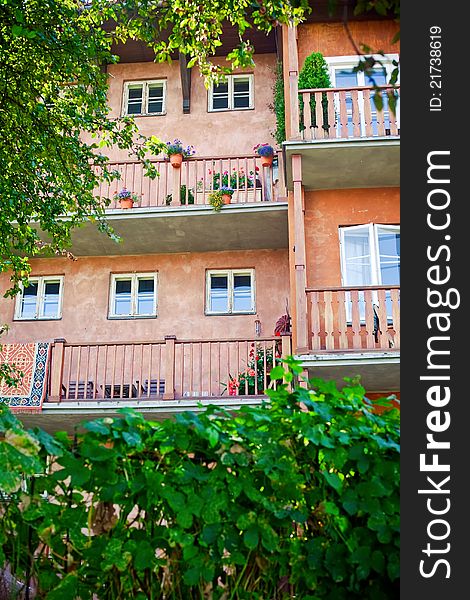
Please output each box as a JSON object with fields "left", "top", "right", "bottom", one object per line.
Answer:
{"left": 205, "top": 269, "right": 256, "bottom": 315}
{"left": 339, "top": 224, "right": 400, "bottom": 323}
{"left": 326, "top": 54, "right": 400, "bottom": 137}
{"left": 122, "top": 80, "right": 167, "bottom": 116}
{"left": 339, "top": 223, "right": 400, "bottom": 287}
{"left": 14, "top": 276, "right": 64, "bottom": 320}
{"left": 109, "top": 273, "right": 158, "bottom": 318}
{"left": 208, "top": 74, "right": 254, "bottom": 112}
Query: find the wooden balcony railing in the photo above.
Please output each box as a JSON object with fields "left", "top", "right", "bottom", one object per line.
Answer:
{"left": 48, "top": 335, "right": 291, "bottom": 404}
{"left": 306, "top": 286, "right": 400, "bottom": 351}
{"left": 95, "top": 152, "right": 286, "bottom": 210}
{"left": 297, "top": 85, "right": 400, "bottom": 142}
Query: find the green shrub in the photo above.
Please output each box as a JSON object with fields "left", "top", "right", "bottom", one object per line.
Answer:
{"left": 0, "top": 358, "right": 400, "bottom": 599}
{"left": 165, "top": 184, "right": 194, "bottom": 206}
{"left": 272, "top": 60, "right": 286, "bottom": 145}
{"left": 298, "top": 51, "right": 332, "bottom": 132}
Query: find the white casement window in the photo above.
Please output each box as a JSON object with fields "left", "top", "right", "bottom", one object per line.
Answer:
{"left": 15, "top": 276, "right": 64, "bottom": 320}
{"left": 326, "top": 54, "right": 400, "bottom": 136}
{"left": 123, "top": 80, "right": 166, "bottom": 116}
{"left": 339, "top": 224, "right": 400, "bottom": 320}
{"left": 109, "top": 273, "right": 158, "bottom": 318}
{"left": 206, "top": 270, "right": 255, "bottom": 314}
{"left": 208, "top": 74, "right": 254, "bottom": 112}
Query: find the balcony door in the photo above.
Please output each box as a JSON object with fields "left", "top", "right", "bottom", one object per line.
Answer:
{"left": 339, "top": 224, "right": 400, "bottom": 322}
{"left": 327, "top": 54, "right": 400, "bottom": 137}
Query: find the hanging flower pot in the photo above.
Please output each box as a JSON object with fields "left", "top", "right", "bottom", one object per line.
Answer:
{"left": 170, "top": 153, "right": 183, "bottom": 168}
{"left": 254, "top": 143, "right": 275, "bottom": 168}
{"left": 260, "top": 154, "right": 273, "bottom": 167}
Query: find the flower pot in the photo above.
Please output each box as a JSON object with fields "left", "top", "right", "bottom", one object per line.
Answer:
{"left": 260, "top": 154, "right": 273, "bottom": 167}
{"left": 222, "top": 194, "right": 232, "bottom": 204}
{"left": 170, "top": 153, "right": 183, "bottom": 168}
{"left": 119, "top": 198, "right": 134, "bottom": 209}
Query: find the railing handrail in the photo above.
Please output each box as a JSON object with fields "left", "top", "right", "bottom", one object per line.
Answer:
{"left": 306, "top": 285, "right": 400, "bottom": 293}
{"left": 61, "top": 336, "right": 280, "bottom": 348}
{"left": 103, "top": 153, "right": 282, "bottom": 166}
{"left": 175, "top": 336, "right": 279, "bottom": 344}
{"left": 62, "top": 340, "right": 166, "bottom": 348}
{"left": 298, "top": 84, "right": 400, "bottom": 94}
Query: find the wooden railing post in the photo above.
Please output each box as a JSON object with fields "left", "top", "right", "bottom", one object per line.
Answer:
{"left": 281, "top": 332, "right": 292, "bottom": 359}
{"left": 49, "top": 338, "right": 66, "bottom": 403}
{"left": 171, "top": 164, "right": 181, "bottom": 205}
{"left": 287, "top": 24, "right": 300, "bottom": 140}
{"left": 163, "top": 335, "right": 176, "bottom": 400}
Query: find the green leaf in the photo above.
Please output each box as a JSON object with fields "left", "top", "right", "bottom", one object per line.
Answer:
{"left": 243, "top": 526, "right": 259, "bottom": 549}
{"left": 46, "top": 574, "right": 79, "bottom": 599}
{"left": 134, "top": 541, "right": 155, "bottom": 571}
{"left": 269, "top": 365, "right": 285, "bottom": 380}
{"left": 322, "top": 470, "right": 343, "bottom": 492}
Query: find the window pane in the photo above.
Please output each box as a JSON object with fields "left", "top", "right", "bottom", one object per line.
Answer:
{"left": 137, "top": 278, "right": 155, "bottom": 315}
{"left": 209, "top": 275, "right": 228, "bottom": 312}
{"left": 343, "top": 229, "right": 372, "bottom": 285}
{"left": 20, "top": 282, "right": 38, "bottom": 318}
{"left": 147, "top": 84, "right": 164, "bottom": 113}
{"left": 233, "top": 78, "right": 250, "bottom": 109}
{"left": 42, "top": 281, "right": 60, "bottom": 317}
{"left": 114, "top": 279, "right": 132, "bottom": 315}
{"left": 233, "top": 274, "right": 252, "bottom": 311}
{"left": 127, "top": 85, "right": 143, "bottom": 114}
{"left": 212, "top": 81, "right": 229, "bottom": 110}
{"left": 378, "top": 229, "right": 400, "bottom": 285}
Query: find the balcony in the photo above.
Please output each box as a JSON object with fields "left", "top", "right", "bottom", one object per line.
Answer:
{"left": 298, "top": 286, "right": 400, "bottom": 392}
{"left": 17, "top": 335, "right": 291, "bottom": 433}
{"left": 68, "top": 154, "right": 288, "bottom": 255}
{"left": 284, "top": 85, "right": 400, "bottom": 190}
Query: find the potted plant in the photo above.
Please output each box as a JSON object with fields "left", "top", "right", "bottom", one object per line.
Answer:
{"left": 164, "top": 139, "right": 196, "bottom": 168}
{"left": 113, "top": 187, "right": 140, "bottom": 209}
{"left": 208, "top": 190, "right": 227, "bottom": 212}
{"left": 254, "top": 143, "right": 275, "bottom": 167}
{"left": 219, "top": 186, "right": 235, "bottom": 204}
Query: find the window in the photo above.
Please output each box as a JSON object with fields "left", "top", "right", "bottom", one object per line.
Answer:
{"left": 123, "top": 80, "right": 166, "bottom": 116}
{"left": 206, "top": 270, "right": 255, "bottom": 314}
{"left": 15, "top": 276, "right": 64, "bottom": 320}
{"left": 339, "top": 224, "right": 400, "bottom": 320}
{"left": 109, "top": 273, "right": 157, "bottom": 318}
{"left": 327, "top": 54, "right": 400, "bottom": 136}
{"left": 208, "top": 74, "right": 254, "bottom": 112}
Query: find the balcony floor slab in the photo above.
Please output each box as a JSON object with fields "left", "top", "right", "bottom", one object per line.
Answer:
{"left": 296, "top": 349, "right": 400, "bottom": 393}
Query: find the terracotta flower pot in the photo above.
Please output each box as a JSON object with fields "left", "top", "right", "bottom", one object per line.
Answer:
{"left": 260, "top": 154, "right": 273, "bottom": 167}
{"left": 222, "top": 194, "right": 232, "bottom": 204}
{"left": 170, "top": 153, "right": 183, "bottom": 168}
{"left": 119, "top": 198, "right": 134, "bottom": 209}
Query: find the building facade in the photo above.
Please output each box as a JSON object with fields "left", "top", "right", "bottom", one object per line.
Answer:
{"left": 0, "top": 9, "right": 400, "bottom": 431}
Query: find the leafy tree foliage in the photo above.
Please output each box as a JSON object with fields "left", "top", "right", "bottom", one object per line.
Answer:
{"left": 0, "top": 0, "right": 309, "bottom": 295}
{"left": 0, "top": 360, "right": 400, "bottom": 599}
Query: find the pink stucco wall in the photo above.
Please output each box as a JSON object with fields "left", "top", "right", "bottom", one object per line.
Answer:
{"left": 102, "top": 55, "right": 277, "bottom": 161}
{"left": 0, "top": 249, "right": 289, "bottom": 344}
{"left": 304, "top": 187, "right": 400, "bottom": 288}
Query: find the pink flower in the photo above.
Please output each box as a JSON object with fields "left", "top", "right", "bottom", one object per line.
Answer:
{"left": 248, "top": 369, "right": 256, "bottom": 377}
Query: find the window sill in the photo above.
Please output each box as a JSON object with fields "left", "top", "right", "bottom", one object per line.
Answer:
{"left": 205, "top": 311, "right": 256, "bottom": 316}
{"left": 122, "top": 113, "right": 166, "bottom": 118}
{"left": 107, "top": 315, "right": 157, "bottom": 320}
{"left": 14, "top": 317, "right": 62, "bottom": 322}
{"left": 207, "top": 107, "right": 254, "bottom": 113}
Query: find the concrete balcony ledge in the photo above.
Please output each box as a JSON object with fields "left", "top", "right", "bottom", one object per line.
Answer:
{"left": 68, "top": 201, "right": 288, "bottom": 255}
{"left": 19, "top": 396, "right": 267, "bottom": 434}
{"left": 296, "top": 349, "right": 400, "bottom": 393}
